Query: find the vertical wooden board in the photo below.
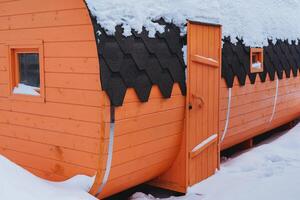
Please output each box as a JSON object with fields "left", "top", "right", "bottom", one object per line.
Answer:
{"left": 187, "top": 22, "right": 221, "bottom": 186}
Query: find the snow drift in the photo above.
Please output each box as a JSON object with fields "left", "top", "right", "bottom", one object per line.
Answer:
{"left": 130, "top": 123, "right": 300, "bottom": 200}
{"left": 0, "top": 156, "right": 96, "bottom": 200}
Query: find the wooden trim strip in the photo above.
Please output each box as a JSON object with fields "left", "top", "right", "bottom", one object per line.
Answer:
{"left": 188, "top": 20, "right": 222, "bottom": 27}
{"left": 221, "top": 88, "right": 232, "bottom": 142}
{"left": 191, "top": 55, "right": 219, "bottom": 68}
{"left": 189, "top": 134, "right": 218, "bottom": 159}
{"left": 269, "top": 77, "right": 279, "bottom": 123}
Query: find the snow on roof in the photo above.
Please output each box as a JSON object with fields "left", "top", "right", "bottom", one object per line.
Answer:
{"left": 85, "top": 0, "right": 300, "bottom": 47}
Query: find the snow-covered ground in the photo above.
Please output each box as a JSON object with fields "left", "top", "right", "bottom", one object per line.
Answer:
{"left": 1, "top": 123, "right": 300, "bottom": 200}
{"left": 0, "top": 156, "right": 96, "bottom": 200}
{"left": 130, "top": 123, "right": 300, "bottom": 200}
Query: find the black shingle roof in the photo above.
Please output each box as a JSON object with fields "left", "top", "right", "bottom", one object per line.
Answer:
{"left": 90, "top": 17, "right": 186, "bottom": 106}
{"left": 222, "top": 37, "right": 300, "bottom": 88}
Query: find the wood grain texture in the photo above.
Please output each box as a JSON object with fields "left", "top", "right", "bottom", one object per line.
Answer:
{"left": 0, "top": 1, "right": 187, "bottom": 199}
{"left": 0, "top": 0, "right": 101, "bottom": 183}
{"left": 220, "top": 74, "right": 300, "bottom": 150}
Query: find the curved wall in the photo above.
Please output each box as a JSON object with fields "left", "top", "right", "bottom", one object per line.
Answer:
{"left": 0, "top": 0, "right": 102, "bottom": 181}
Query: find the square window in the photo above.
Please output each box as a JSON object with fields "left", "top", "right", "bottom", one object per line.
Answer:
{"left": 18, "top": 53, "right": 40, "bottom": 88}
{"left": 250, "top": 48, "right": 264, "bottom": 73}
{"left": 7, "top": 41, "right": 44, "bottom": 102}
{"left": 12, "top": 49, "right": 41, "bottom": 96}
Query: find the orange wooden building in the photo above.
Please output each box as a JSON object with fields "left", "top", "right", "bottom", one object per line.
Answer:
{"left": 0, "top": 0, "right": 300, "bottom": 199}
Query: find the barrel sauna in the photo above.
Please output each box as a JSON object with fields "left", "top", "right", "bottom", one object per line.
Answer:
{"left": 0, "top": 0, "right": 185, "bottom": 199}
{"left": 0, "top": 0, "right": 299, "bottom": 199}
{"left": 152, "top": 22, "right": 300, "bottom": 192}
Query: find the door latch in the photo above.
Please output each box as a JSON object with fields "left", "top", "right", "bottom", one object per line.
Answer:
{"left": 192, "top": 94, "right": 205, "bottom": 108}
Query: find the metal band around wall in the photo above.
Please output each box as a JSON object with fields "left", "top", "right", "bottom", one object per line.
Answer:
{"left": 221, "top": 88, "right": 232, "bottom": 142}
{"left": 96, "top": 107, "right": 115, "bottom": 196}
{"left": 269, "top": 77, "right": 279, "bottom": 123}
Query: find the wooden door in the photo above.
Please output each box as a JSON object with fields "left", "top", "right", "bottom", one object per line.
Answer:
{"left": 187, "top": 21, "right": 221, "bottom": 186}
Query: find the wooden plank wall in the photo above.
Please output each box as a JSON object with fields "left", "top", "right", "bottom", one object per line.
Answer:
{"left": 0, "top": 1, "right": 186, "bottom": 198}
{"left": 220, "top": 73, "right": 300, "bottom": 149}
{"left": 0, "top": 0, "right": 102, "bottom": 181}
{"left": 98, "top": 85, "right": 185, "bottom": 198}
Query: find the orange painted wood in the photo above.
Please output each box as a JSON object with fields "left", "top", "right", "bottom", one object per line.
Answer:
{"left": 0, "top": 25, "right": 95, "bottom": 42}
{"left": 151, "top": 130, "right": 187, "bottom": 193}
{"left": 221, "top": 111, "right": 300, "bottom": 150}
{"left": 0, "top": 135, "right": 99, "bottom": 169}
{"left": 46, "top": 88, "right": 104, "bottom": 107}
{"left": 250, "top": 48, "right": 264, "bottom": 73}
{"left": 45, "top": 72, "right": 101, "bottom": 90}
{"left": 24, "top": 166, "right": 66, "bottom": 181}
{"left": 0, "top": 84, "right": 9, "bottom": 97}
{"left": 104, "top": 121, "right": 183, "bottom": 150}
{"left": 0, "top": 9, "right": 91, "bottom": 30}
{"left": 0, "top": 110, "right": 101, "bottom": 138}
{"left": 0, "top": 57, "right": 8, "bottom": 70}
{"left": 98, "top": 160, "right": 174, "bottom": 199}
{"left": 186, "top": 22, "right": 221, "bottom": 186}
{"left": 0, "top": 0, "right": 85, "bottom": 17}
{"left": 45, "top": 57, "right": 99, "bottom": 74}
{"left": 44, "top": 41, "right": 97, "bottom": 58}
{"left": 0, "top": 44, "right": 7, "bottom": 56}
{"left": 220, "top": 74, "right": 300, "bottom": 150}
{"left": 0, "top": 98, "right": 102, "bottom": 122}
{"left": 0, "top": 148, "right": 96, "bottom": 179}
{"left": 107, "top": 107, "right": 185, "bottom": 135}
{"left": 189, "top": 136, "right": 218, "bottom": 159}
{"left": 191, "top": 54, "right": 219, "bottom": 68}
{"left": 2, "top": 0, "right": 299, "bottom": 198}
{"left": 7, "top": 41, "right": 46, "bottom": 103}
{"left": 103, "top": 134, "right": 181, "bottom": 167}
{"left": 0, "top": 0, "right": 102, "bottom": 186}
{"left": 0, "top": 70, "right": 8, "bottom": 83}
{"left": 107, "top": 147, "right": 179, "bottom": 182}
{"left": 89, "top": 82, "right": 186, "bottom": 195}
{"left": 0, "top": 123, "right": 100, "bottom": 153}
{"left": 112, "top": 95, "right": 185, "bottom": 120}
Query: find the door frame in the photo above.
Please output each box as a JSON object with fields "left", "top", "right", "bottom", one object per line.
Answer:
{"left": 185, "top": 20, "right": 222, "bottom": 187}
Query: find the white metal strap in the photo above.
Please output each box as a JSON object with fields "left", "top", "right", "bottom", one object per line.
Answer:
{"left": 269, "top": 77, "right": 279, "bottom": 123}
{"left": 96, "top": 122, "right": 115, "bottom": 195}
{"left": 221, "top": 88, "right": 232, "bottom": 142}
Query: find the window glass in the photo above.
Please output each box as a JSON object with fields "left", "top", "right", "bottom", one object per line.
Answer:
{"left": 18, "top": 53, "right": 40, "bottom": 87}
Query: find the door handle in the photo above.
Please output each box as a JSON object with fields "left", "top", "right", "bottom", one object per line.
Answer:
{"left": 192, "top": 94, "right": 204, "bottom": 108}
